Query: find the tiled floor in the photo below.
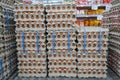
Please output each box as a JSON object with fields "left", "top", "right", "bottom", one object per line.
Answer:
{"left": 9, "top": 68, "right": 120, "bottom": 80}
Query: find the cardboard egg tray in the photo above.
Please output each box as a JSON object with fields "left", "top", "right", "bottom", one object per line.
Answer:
{"left": 77, "top": 54, "right": 107, "bottom": 78}
{"left": 0, "top": 2, "right": 17, "bottom": 80}
{"left": 49, "top": 67, "right": 77, "bottom": 77}
{"left": 108, "top": 49, "right": 120, "bottom": 76}
{"left": 111, "top": 0, "right": 120, "bottom": 5}
{"left": 108, "top": 31, "right": 120, "bottom": 76}
{"left": 46, "top": 5, "right": 76, "bottom": 30}
{"left": 102, "top": 2, "right": 120, "bottom": 77}
{"left": 14, "top": 4, "right": 44, "bottom": 12}
{"left": 47, "top": 30, "right": 76, "bottom": 51}
{"left": 48, "top": 53, "right": 77, "bottom": 77}
{"left": 16, "top": 31, "right": 45, "bottom": 54}
{"left": 0, "top": 0, "right": 14, "bottom": 8}
{"left": 77, "top": 27, "right": 109, "bottom": 54}
{"left": 14, "top": 4, "right": 45, "bottom": 31}
{"left": 14, "top": 4, "right": 47, "bottom": 77}
{"left": 17, "top": 53, "right": 46, "bottom": 77}
{"left": 47, "top": 30, "right": 77, "bottom": 77}
{"left": 46, "top": 4, "right": 76, "bottom": 13}
{"left": 102, "top": 11, "right": 110, "bottom": 28}
{"left": 76, "top": 27, "right": 108, "bottom": 78}
{"left": 78, "top": 69, "right": 107, "bottom": 78}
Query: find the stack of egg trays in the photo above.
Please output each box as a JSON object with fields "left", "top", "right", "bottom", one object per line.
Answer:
{"left": 0, "top": 2, "right": 17, "bottom": 80}
{"left": 102, "top": 11, "right": 110, "bottom": 28}
{"left": 111, "top": 0, "right": 120, "bottom": 5}
{"left": 46, "top": 4, "right": 77, "bottom": 77}
{"left": 47, "top": 30, "right": 77, "bottom": 77}
{"left": 14, "top": 3, "right": 45, "bottom": 31}
{"left": 103, "top": 3, "right": 120, "bottom": 76}
{"left": 0, "top": 0, "right": 15, "bottom": 9}
{"left": 77, "top": 27, "right": 109, "bottom": 78}
{"left": 46, "top": 4, "right": 76, "bottom": 31}
{"left": 14, "top": 3, "right": 47, "bottom": 77}
{"left": 109, "top": 25, "right": 120, "bottom": 76}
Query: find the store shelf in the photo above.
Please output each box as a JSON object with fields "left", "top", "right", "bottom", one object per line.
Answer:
{"left": 76, "top": 4, "right": 111, "bottom": 8}
{"left": 76, "top": 14, "right": 102, "bottom": 18}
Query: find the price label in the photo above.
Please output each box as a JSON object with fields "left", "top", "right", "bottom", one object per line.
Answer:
{"left": 106, "top": 4, "right": 112, "bottom": 11}
{"left": 92, "top": 5, "right": 98, "bottom": 10}
{"left": 97, "top": 15, "right": 103, "bottom": 20}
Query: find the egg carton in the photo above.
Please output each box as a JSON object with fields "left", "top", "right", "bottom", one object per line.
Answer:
{"left": 108, "top": 49, "right": 120, "bottom": 76}
{"left": 47, "top": 14, "right": 76, "bottom": 21}
{"left": 48, "top": 59, "right": 76, "bottom": 68}
{"left": 0, "top": 1, "right": 14, "bottom": 9}
{"left": 15, "top": 14, "right": 45, "bottom": 21}
{"left": 16, "top": 32, "right": 45, "bottom": 41}
{"left": 16, "top": 24, "right": 45, "bottom": 31}
{"left": 47, "top": 23, "right": 74, "bottom": 30}
{"left": 78, "top": 69, "right": 107, "bottom": 78}
{"left": 77, "top": 54, "right": 107, "bottom": 61}
{"left": 111, "top": 0, "right": 120, "bottom": 5}
{"left": 18, "top": 68, "right": 46, "bottom": 77}
{"left": 77, "top": 50, "right": 107, "bottom": 54}
{"left": 18, "top": 62, "right": 46, "bottom": 69}
{"left": 46, "top": 4, "right": 76, "bottom": 12}
{"left": 77, "top": 61, "right": 107, "bottom": 69}
{"left": 47, "top": 31, "right": 76, "bottom": 40}
{"left": 14, "top": 11, "right": 43, "bottom": 15}
{"left": 14, "top": 4, "right": 44, "bottom": 12}
{"left": 15, "top": 21, "right": 44, "bottom": 25}
{"left": 47, "top": 41, "right": 76, "bottom": 49}
{"left": 49, "top": 67, "right": 77, "bottom": 77}
{"left": 48, "top": 53, "right": 76, "bottom": 60}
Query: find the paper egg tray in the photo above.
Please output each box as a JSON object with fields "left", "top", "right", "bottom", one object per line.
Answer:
{"left": 46, "top": 14, "right": 76, "bottom": 21}
{"left": 108, "top": 31, "right": 120, "bottom": 76}
{"left": 48, "top": 53, "right": 77, "bottom": 77}
{"left": 14, "top": 4, "right": 45, "bottom": 31}
{"left": 46, "top": 4, "right": 76, "bottom": 13}
{"left": 77, "top": 28, "right": 109, "bottom": 54}
{"left": 108, "top": 49, "right": 120, "bottom": 76}
{"left": 0, "top": 48, "right": 17, "bottom": 80}
{"left": 102, "top": 11, "right": 110, "bottom": 28}
{"left": 47, "top": 22, "right": 74, "bottom": 30}
{"left": 46, "top": 5, "right": 76, "bottom": 30}
{"left": 77, "top": 54, "right": 107, "bottom": 78}
{"left": 47, "top": 31, "right": 76, "bottom": 52}
{"left": 0, "top": 0, "right": 14, "bottom": 7}
{"left": 0, "top": 1, "right": 17, "bottom": 80}
{"left": 78, "top": 69, "right": 107, "bottom": 78}
{"left": 18, "top": 54, "right": 46, "bottom": 77}
{"left": 103, "top": 3, "right": 120, "bottom": 77}
{"left": 14, "top": 4, "right": 44, "bottom": 12}
{"left": 16, "top": 32, "right": 45, "bottom": 54}
{"left": 77, "top": 59, "right": 107, "bottom": 69}
{"left": 15, "top": 14, "right": 44, "bottom": 22}
{"left": 111, "top": 0, "right": 120, "bottom": 5}
{"left": 16, "top": 23, "right": 45, "bottom": 31}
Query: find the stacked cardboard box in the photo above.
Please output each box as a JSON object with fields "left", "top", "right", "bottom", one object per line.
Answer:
{"left": 0, "top": 0, "right": 17, "bottom": 80}
{"left": 14, "top": 4, "right": 46, "bottom": 77}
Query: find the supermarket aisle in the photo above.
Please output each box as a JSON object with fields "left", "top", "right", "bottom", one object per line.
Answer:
{"left": 9, "top": 68, "right": 120, "bottom": 80}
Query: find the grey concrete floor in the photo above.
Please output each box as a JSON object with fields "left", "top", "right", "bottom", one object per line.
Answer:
{"left": 9, "top": 69, "right": 120, "bottom": 80}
